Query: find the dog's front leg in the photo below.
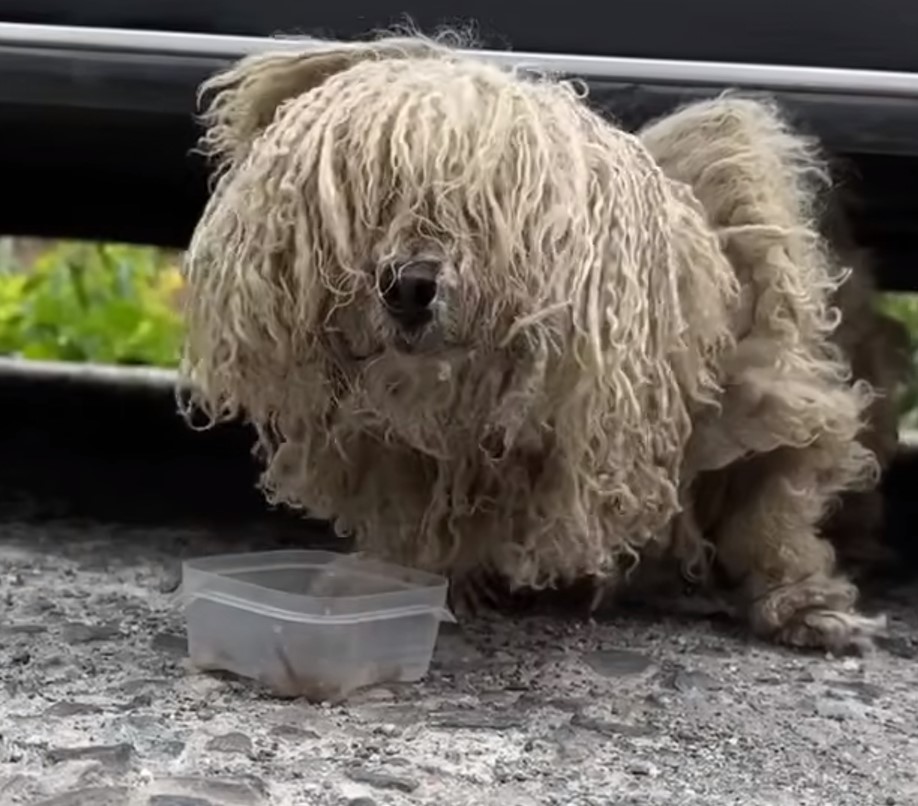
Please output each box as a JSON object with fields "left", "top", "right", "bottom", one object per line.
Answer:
{"left": 709, "top": 447, "right": 885, "bottom": 653}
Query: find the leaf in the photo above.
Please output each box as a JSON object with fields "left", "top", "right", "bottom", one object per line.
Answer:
{"left": 0, "top": 239, "right": 185, "bottom": 368}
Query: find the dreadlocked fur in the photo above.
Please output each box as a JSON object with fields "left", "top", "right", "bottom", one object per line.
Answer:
{"left": 181, "top": 35, "right": 889, "bottom": 651}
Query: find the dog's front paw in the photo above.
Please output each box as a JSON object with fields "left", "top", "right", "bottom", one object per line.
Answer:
{"left": 776, "top": 608, "right": 887, "bottom": 654}
{"left": 750, "top": 575, "right": 886, "bottom": 654}
{"left": 448, "top": 571, "right": 508, "bottom": 617}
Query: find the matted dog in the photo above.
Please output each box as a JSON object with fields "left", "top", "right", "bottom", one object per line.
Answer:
{"left": 179, "top": 35, "right": 909, "bottom": 653}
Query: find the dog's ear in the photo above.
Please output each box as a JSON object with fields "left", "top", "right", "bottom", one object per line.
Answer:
{"left": 198, "top": 39, "right": 444, "bottom": 173}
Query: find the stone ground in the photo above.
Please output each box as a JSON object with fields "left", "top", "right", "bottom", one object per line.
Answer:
{"left": 2, "top": 518, "right": 918, "bottom": 806}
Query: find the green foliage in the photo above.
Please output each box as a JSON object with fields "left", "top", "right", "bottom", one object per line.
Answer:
{"left": 0, "top": 241, "right": 184, "bottom": 367}
{"left": 878, "top": 292, "right": 918, "bottom": 428}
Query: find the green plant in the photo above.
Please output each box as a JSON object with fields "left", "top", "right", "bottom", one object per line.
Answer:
{"left": 0, "top": 240, "right": 184, "bottom": 367}
{"left": 877, "top": 292, "right": 918, "bottom": 428}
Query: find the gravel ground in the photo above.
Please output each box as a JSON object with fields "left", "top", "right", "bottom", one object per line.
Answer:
{"left": 2, "top": 518, "right": 918, "bottom": 806}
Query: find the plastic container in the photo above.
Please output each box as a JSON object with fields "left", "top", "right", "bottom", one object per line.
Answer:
{"left": 180, "top": 550, "right": 454, "bottom": 701}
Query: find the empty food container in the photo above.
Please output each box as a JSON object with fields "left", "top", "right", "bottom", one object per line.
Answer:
{"left": 179, "top": 549, "right": 454, "bottom": 701}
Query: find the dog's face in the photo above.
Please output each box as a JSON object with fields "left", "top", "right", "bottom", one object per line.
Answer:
{"left": 319, "top": 210, "right": 540, "bottom": 457}
{"left": 226, "top": 55, "right": 586, "bottom": 449}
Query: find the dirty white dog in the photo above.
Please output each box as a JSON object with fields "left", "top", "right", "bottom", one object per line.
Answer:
{"left": 180, "top": 36, "right": 890, "bottom": 652}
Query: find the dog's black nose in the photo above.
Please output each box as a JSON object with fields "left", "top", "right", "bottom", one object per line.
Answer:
{"left": 379, "top": 261, "right": 439, "bottom": 330}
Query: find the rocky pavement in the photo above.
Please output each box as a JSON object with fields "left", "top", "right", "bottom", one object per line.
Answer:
{"left": 2, "top": 518, "right": 917, "bottom": 806}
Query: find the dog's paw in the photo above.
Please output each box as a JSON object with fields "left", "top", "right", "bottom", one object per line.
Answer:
{"left": 750, "top": 575, "right": 886, "bottom": 654}
{"left": 776, "top": 608, "right": 887, "bottom": 654}
{"left": 448, "top": 571, "right": 508, "bottom": 617}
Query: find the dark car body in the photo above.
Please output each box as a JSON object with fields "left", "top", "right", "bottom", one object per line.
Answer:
{"left": 5, "top": 0, "right": 918, "bottom": 72}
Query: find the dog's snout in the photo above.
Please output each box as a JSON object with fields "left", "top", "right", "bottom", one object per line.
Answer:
{"left": 379, "top": 261, "right": 439, "bottom": 330}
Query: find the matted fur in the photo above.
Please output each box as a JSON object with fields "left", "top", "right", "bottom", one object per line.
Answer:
{"left": 181, "top": 35, "right": 887, "bottom": 650}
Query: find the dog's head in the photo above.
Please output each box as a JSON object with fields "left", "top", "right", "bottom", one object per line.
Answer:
{"left": 182, "top": 36, "right": 737, "bottom": 535}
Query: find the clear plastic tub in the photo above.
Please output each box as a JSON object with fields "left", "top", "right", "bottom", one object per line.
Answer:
{"left": 180, "top": 550, "right": 454, "bottom": 701}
